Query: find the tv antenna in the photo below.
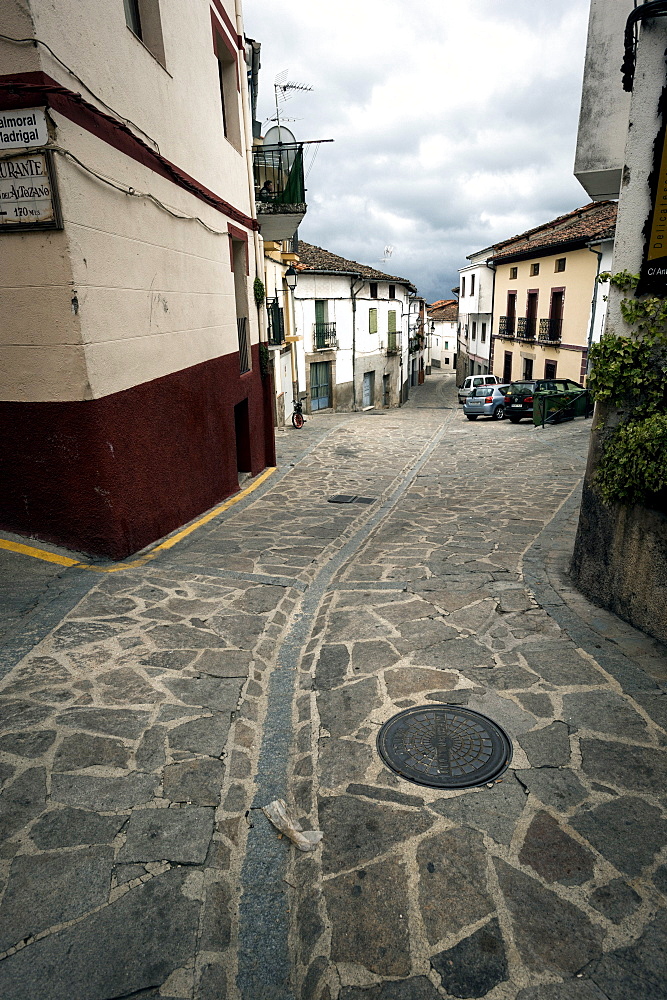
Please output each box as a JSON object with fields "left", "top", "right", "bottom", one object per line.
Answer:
{"left": 379, "top": 245, "right": 395, "bottom": 263}
{"left": 273, "top": 69, "right": 313, "bottom": 140}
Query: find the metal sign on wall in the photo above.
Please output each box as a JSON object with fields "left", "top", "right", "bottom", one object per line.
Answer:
{"left": 640, "top": 122, "right": 667, "bottom": 295}
{"left": 0, "top": 149, "right": 62, "bottom": 232}
{"left": 0, "top": 107, "right": 49, "bottom": 150}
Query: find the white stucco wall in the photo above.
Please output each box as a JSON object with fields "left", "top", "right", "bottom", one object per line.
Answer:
{"left": 0, "top": 0, "right": 259, "bottom": 402}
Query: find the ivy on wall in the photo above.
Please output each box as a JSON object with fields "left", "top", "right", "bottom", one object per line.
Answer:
{"left": 588, "top": 271, "right": 667, "bottom": 505}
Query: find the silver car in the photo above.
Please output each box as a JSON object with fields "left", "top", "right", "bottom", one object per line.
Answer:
{"left": 463, "top": 384, "right": 509, "bottom": 421}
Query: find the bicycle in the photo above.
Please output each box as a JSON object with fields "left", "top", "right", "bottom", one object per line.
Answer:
{"left": 292, "top": 397, "right": 305, "bottom": 429}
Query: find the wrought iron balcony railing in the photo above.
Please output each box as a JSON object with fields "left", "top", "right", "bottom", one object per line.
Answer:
{"left": 409, "top": 334, "right": 423, "bottom": 354}
{"left": 516, "top": 317, "right": 536, "bottom": 341}
{"left": 386, "top": 331, "right": 401, "bottom": 354}
{"left": 237, "top": 316, "right": 250, "bottom": 373}
{"left": 498, "top": 316, "right": 515, "bottom": 338}
{"left": 267, "top": 297, "right": 285, "bottom": 346}
{"left": 539, "top": 317, "right": 563, "bottom": 343}
{"left": 313, "top": 321, "right": 337, "bottom": 350}
{"left": 253, "top": 142, "right": 307, "bottom": 241}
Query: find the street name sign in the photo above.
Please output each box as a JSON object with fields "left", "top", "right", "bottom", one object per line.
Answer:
{"left": 0, "top": 108, "right": 48, "bottom": 150}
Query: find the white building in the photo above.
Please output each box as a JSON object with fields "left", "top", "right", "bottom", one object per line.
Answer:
{"left": 0, "top": 0, "right": 275, "bottom": 559}
{"left": 457, "top": 247, "right": 495, "bottom": 381}
{"left": 427, "top": 300, "right": 457, "bottom": 370}
{"left": 293, "top": 243, "right": 419, "bottom": 411}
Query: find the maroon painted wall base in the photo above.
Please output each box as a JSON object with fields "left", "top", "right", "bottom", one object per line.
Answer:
{"left": 0, "top": 346, "right": 275, "bottom": 560}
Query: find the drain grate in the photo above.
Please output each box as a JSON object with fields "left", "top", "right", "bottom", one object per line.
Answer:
{"left": 328, "top": 495, "right": 376, "bottom": 505}
{"left": 377, "top": 705, "right": 512, "bottom": 789}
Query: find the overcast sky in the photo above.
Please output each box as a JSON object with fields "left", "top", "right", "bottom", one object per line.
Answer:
{"left": 243, "top": 0, "right": 592, "bottom": 302}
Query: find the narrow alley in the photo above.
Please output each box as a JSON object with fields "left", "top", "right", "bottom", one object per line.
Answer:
{"left": 0, "top": 373, "right": 665, "bottom": 1000}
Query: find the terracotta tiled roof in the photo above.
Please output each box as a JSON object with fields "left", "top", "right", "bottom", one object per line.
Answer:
{"left": 295, "top": 242, "right": 417, "bottom": 292}
{"left": 491, "top": 201, "right": 617, "bottom": 262}
{"left": 428, "top": 299, "right": 458, "bottom": 322}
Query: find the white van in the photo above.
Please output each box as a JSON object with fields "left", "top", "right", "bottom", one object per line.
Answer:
{"left": 457, "top": 374, "right": 503, "bottom": 404}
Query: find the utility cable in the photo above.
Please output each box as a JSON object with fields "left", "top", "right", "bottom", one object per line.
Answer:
{"left": 0, "top": 33, "right": 160, "bottom": 151}
{"left": 0, "top": 144, "right": 233, "bottom": 237}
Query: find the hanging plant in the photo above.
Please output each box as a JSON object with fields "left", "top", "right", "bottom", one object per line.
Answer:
{"left": 588, "top": 271, "right": 667, "bottom": 506}
{"left": 253, "top": 277, "right": 265, "bottom": 307}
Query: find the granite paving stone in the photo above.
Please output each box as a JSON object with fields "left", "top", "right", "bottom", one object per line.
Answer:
{"left": 324, "top": 860, "right": 411, "bottom": 976}
{"left": 417, "top": 827, "right": 494, "bottom": 941}
{"left": 315, "top": 644, "right": 350, "bottom": 690}
{"left": 519, "top": 811, "right": 595, "bottom": 885}
{"left": 318, "top": 738, "right": 372, "bottom": 788}
{"left": 579, "top": 738, "right": 667, "bottom": 793}
{"left": 653, "top": 863, "right": 667, "bottom": 896}
{"left": 589, "top": 879, "right": 642, "bottom": 923}
{"left": 515, "top": 985, "right": 609, "bottom": 1000}
{"left": 585, "top": 908, "right": 667, "bottom": 1000}
{"left": 570, "top": 796, "right": 667, "bottom": 875}
{"left": 517, "top": 767, "right": 588, "bottom": 809}
{"left": 0, "top": 729, "right": 56, "bottom": 757}
{"left": 53, "top": 732, "right": 130, "bottom": 771}
{"left": 163, "top": 758, "right": 226, "bottom": 805}
{"left": 318, "top": 794, "right": 434, "bottom": 873}
{"left": 30, "top": 806, "right": 127, "bottom": 849}
{"left": 431, "top": 918, "right": 509, "bottom": 998}
{"left": 167, "top": 715, "right": 231, "bottom": 756}
{"left": 0, "top": 766, "right": 47, "bottom": 840}
{"left": 518, "top": 721, "right": 571, "bottom": 767}
{"left": 562, "top": 690, "right": 650, "bottom": 740}
{"left": 55, "top": 707, "right": 151, "bottom": 738}
{"left": 494, "top": 859, "right": 603, "bottom": 974}
{"left": 0, "top": 846, "right": 113, "bottom": 950}
{"left": 431, "top": 773, "right": 527, "bottom": 844}
{"left": 51, "top": 771, "right": 158, "bottom": 811}
{"left": 340, "top": 978, "right": 443, "bottom": 1000}
{"left": 317, "top": 676, "right": 381, "bottom": 737}
{"left": 118, "top": 806, "right": 214, "bottom": 863}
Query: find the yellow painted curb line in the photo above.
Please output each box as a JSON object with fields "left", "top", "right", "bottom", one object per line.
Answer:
{"left": 0, "top": 538, "right": 80, "bottom": 568}
{"left": 0, "top": 466, "right": 277, "bottom": 574}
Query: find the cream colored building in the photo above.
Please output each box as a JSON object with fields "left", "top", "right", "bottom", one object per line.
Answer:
{"left": 490, "top": 202, "right": 617, "bottom": 385}
{"left": 0, "top": 0, "right": 276, "bottom": 558}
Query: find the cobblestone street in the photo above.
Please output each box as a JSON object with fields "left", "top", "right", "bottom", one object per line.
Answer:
{"left": 0, "top": 372, "right": 666, "bottom": 1000}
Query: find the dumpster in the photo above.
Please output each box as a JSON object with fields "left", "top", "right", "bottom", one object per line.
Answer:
{"left": 533, "top": 389, "right": 592, "bottom": 427}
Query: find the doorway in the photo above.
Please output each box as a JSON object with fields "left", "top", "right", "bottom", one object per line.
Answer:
{"left": 234, "top": 399, "right": 251, "bottom": 475}
{"left": 526, "top": 291, "right": 538, "bottom": 339}
{"left": 383, "top": 373, "right": 391, "bottom": 407}
{"left": 362, "top": 371, "right": 374, "bottom": 408}
{"left": 310, "top": 361, "right": 330, "bottom": 410}
{"left": 503, "top": 351, "right": 513, "bottom": 383}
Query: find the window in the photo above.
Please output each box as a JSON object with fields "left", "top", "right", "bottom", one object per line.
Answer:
{"left": 530, "top": 262, "right": 540, "bottom": 276}
{"left": 124, "top": 0, "right": 165, "bottom": 64}
{"left": 369, "top": 282, "right": 378, "bottom": 298}
{"left": 369, "top": 308, "right": 378, "bottom": 333}
{"left": 470, "top": 274, "right": 475, "bottom": 296}
{"left": 388, "top": 284, "right": 395, "bottom": 299}
{"left": 213, "top": 28, "right": 241, "bottom": 150}
{"left": 481, "top": 322, "right": 487, "bottom": 343}
{"left": 444, "top": 341, "right": 449, "bottom": 350}
{"left": 461, "top": 276, "right": 466, "bottom": 297}
{"left": 544, "top": 361, "right": 557, "bottom": 379}
{"left": 471, "top": 321, "right": 477, "bottom": 339}
{"left": 555, "top": 258, "right": 566, "bottom": 273}
{"left": 510, "top": 266, "right": 518, "bottom": 280}
{"left": 388, "top": 310, "right": 397, "bottom": 333}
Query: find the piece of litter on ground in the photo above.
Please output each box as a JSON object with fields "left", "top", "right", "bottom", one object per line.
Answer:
{"left": 262, "top": 798, "right": 323, "bottom": 852}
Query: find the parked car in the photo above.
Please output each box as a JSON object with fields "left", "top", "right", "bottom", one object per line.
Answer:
{"left": 504, "top": 379, "right": 585, "bottom": 422}
{"left": 463, "top": 384, "right": 510, "bottom": 421}
{"left": 457, "top": 374, "right": 503, "bottom": 405}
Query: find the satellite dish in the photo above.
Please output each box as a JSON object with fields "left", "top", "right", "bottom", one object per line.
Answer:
{"left": 264, "top": 125, "right": 297, "bottom": 146}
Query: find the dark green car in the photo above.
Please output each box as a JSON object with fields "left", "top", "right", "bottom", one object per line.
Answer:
{"left": 504, "top": 379, "right": 584, "bottom": 423}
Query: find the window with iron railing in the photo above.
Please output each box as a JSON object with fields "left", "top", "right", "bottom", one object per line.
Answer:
{"left": 499, "top": 316, "right": 515, "bottom": 337}
{"left": 313, "top": 321, "right": 337, "bottom": 350}
{"left": 539, "top": 317, "right": 563, "bottom": 342}
{"left": 267, "top": 297, "right": 285, "bottom": 346}
{"left": 237, "top": 317, "right": 250, "bottom": 373}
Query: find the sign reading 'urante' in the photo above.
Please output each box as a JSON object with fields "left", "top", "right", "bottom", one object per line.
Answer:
{"left": 0, "top": 108, "right": 49, "bottom": 149}
{"left": 640, "top": 123, "right": 667, "bottom": 296}
{"left": 0, "top": 151, "right": 61, "bottom": 230}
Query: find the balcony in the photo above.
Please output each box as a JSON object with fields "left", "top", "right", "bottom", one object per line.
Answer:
{"left": 253, "top": 143, "right": 306, "bottom": 242}
{"left": 386, "top": 331, "right": 401, "bottom": 354}
{"left": 267, "top": 297, "right": 285, "bottom": 347}
{"left": 539, "top": 317, "right": 563, "bottom": 343}
{"left": 408, "top": 334, "right": 424, "bottom": 354}
{"left": 313, "top": 321, "right": 337, "bottom": 350}
{"left": 516, "top": 317, "right": 536, "bottom": 341}
{"left": 498, "top": 316, "right": 515, "bottom": 339}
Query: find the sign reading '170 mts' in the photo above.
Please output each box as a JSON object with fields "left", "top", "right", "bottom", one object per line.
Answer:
{"left": 0, "top": 151, "right": 58, "bottom": 227}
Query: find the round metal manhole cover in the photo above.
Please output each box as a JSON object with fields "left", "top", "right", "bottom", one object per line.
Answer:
{"left": 377, "top": 705, "right": 513, "bottom": 789}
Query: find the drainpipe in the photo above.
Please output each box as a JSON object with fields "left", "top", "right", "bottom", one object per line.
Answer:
{"left": 486, "top": 258, "right": 496, "bottom": 376}
{"left": 350, "top": 274, "right": 363, "bottom": 410}
{"left": 586, "top": 244, "right": 604, "bottom": 376}
{"left": 234, "top": 0, "right": 265, "bottom": 341}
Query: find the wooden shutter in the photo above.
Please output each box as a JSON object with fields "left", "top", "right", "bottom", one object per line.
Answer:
{"left": 388, "top": 310, "right": 397, "bottom": 333}
{"left": 369, "top": 308, "right": 378, "bottom": 333}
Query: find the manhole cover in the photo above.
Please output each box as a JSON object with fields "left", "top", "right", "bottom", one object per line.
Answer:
{"left": 377, "top": 706, "right": 512, "bottom": 789}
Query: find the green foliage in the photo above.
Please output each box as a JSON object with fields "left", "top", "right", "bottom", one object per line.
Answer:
{"left": 259, "top": 342, "right": 271, "bottom": 379}
{"left": 588, "top": 273, "right": 667, "bottom": 506}
{"left": 253, "top": 277, "right": 265, "bottom": 307}
{"left": 596, "top": 413, "right": 667, "bottom": 504}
